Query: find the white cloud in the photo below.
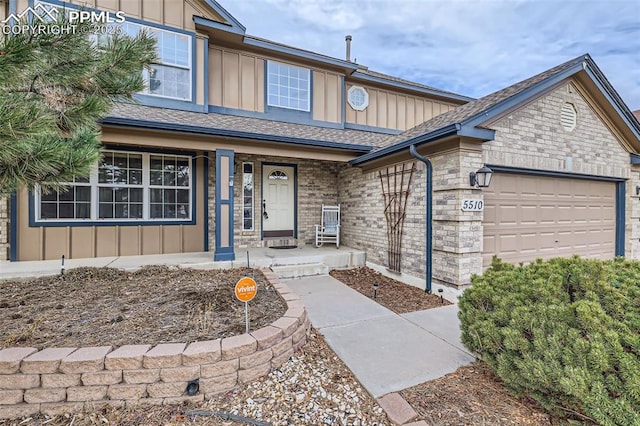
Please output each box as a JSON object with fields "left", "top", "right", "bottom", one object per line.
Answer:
{"left": 223, "top": 0, "right": 640, "bottom": 110}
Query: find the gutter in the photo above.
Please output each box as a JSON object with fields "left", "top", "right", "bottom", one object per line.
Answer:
{"left": 350, "top": 124, "right": 459, "bottom": 166}
{"left": 409, "top": 145, "right": 432, "bottom": 293}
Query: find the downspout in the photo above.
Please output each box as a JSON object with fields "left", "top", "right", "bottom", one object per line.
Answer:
{"left": 409, "top": 145, "right": 432, "bottom": 293}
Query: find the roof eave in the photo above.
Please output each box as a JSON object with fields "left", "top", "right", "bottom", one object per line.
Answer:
{"left": 243, "top": 38, "right": 359, "bottom": 73}
{"left": 193, "top": 15, "right": 245, "bottom": 36}
{"left": 349, "top": 123, "right": 461, "bottom": 166}
{"left": 100, "top": 117, "right": 374, "bottom": 153}
{"left": 349, "top": 71, "right": 474, "bottom": 103}
{"left": 201, "top": 0, "right": 246, "bottom": 32}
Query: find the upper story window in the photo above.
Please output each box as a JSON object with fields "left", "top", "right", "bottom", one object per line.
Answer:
{"left": 123, "top": 22, "right": 192, "bottom": 101}
{"left": 36, "top": 2, "right": 192, "bottom": 102}
{"left": 267, "top": 61, "right": 310, "bottom": 112}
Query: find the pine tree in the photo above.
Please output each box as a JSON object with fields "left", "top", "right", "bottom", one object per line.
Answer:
{"left": 0, "top": 12, "right": 157, "bottom": 195}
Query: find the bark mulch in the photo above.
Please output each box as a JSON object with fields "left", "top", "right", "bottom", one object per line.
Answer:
{"left": 0, "top": 266, "right": 286, "bottom": 349}
{"left": 330, "top": 267, "right": 450, "bottom": 314}
{"left": 401, "top": 362, "right": 554, "bottom": 425}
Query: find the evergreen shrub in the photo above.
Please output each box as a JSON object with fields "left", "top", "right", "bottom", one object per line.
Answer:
{"left": 459, "top": 256, "right": 640, "bottom": 425}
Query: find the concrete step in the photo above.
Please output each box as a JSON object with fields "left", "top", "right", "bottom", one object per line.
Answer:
{"left": 271, "top": 262, "right": 329, "bottom": 279}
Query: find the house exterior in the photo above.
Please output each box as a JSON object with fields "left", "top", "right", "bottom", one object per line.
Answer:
{"left": 1, "top": 0, "right": 640, "bottom": 292}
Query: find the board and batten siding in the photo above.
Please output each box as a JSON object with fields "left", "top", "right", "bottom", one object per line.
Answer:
{"left": 345, "top": 83, "right": 458, "bottom": 131}
{"left": 39, "top": 0, "right": 224, "bottom": 31}
{"left": 312, "top": 71, "right": 342, "bottom": 124}
{"left": 208, "top": 46, "right": 342, "bottom": 123}
{"left": 14, "top": 157, "right": 206, "bottom": 261}
{"left": 208, "top": 47, "right": 265, "bottom": 112}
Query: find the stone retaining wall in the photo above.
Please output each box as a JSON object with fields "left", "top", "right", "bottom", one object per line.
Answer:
{"left": 0, "top": 269, "right": 309, "bottom": 419}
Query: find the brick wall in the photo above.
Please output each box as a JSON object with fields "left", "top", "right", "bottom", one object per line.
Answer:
{"left": 338, "top": 81, "right": 638, "bottom": 289}
{"left": 0, "top": 197, "right": 8, "bottom": 261}
{"left": 0, "top": 270, "right": 310, "bottom": 419}
{"left": 484, "top": 82, "right": 638, "bottom": 258}
{"left": 208, "top": 154, "right": 340, "bottom": 251}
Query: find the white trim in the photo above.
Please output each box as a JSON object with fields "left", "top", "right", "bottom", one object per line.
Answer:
{"left": 347, "top": 85, "right": 369, "bottom": 111}
{"left": 242, "top": 162, "right": 254, "bottom": 231}
{"left": 267, "top": 60, "right": 311, "bottom": 112}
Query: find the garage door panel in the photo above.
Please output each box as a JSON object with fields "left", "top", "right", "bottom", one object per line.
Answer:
{"left": 483, "top": 173, "right": 616, "bottom": 267}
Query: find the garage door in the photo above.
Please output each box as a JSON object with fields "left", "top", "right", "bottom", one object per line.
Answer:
{"left": 482, "top": 173, "right": 616, "bottom": 267}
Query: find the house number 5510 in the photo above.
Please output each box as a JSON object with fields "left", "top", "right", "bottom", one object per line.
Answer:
{"left": 461, "top": 199, "right": 484, "bottom": 212}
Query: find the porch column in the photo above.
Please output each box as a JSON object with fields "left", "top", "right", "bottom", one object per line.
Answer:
{"left": 214, "top": 149, "right": 235, "bottom": 261}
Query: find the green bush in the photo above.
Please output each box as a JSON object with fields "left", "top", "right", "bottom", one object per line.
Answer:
{"left": 459, "top": 256, "right": 640, "bottom": 425}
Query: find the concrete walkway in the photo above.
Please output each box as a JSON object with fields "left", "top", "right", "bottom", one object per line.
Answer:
{"left": 0, "top": 246, "right": 365, "bottom": 280}
{"left": 286, "top": 275, "right": 475, "bottom": 398}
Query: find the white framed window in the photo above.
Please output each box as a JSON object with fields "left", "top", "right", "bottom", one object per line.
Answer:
{"left": 36, "top": 150, "right": 192, "bottom": 222}
{"left": 242, "top": 162, "right": 254, "bottom": 231}
{"left": 267, "top": 61, "right": 310, "bottom": 111}
{"left": 268, "top": 170, "right": 288, "bottom": 180}
{"left": 348, "top": 86, "right": 369, "bottom": 111}
{"left": 125, "top": 22, "right": 192, "bottom": 101}
{"left": 37, "top": 1, "right": 193, "bottom": 102}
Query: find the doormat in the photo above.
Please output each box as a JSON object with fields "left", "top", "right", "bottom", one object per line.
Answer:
{"left": 269, "top": 245, "right": 298, "bottom": 250}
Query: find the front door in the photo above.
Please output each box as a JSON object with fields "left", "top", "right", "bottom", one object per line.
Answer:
{"left": 262, "top": 165, "right": 295, "bottom": 238}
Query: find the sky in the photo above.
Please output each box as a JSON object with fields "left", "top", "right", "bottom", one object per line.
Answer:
{"left": 222, "top": 0, "right": 640, "bottom": 111}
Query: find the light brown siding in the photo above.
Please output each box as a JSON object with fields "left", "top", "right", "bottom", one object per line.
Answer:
{"left": 345, "top": 83, "right": 457, "bottom": 131}
{"left": 482, "top": 173, "right": 616, "bottom": 267}
{"left": 15, "top": 157, "right": 206, "bottom": 261}
{"left": 209, "top": 47, "right": 265, "bottom": 112}
{"left": 63, "top": 0, "right": 224, "bottom": 31}
{"left": 312, "top": 71, "right": 341, "bottom": 123}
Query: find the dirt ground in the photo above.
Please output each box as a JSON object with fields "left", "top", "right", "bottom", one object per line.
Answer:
{"left": 0, "top": 266, "right": 286, "bottom": 349}
{"left": 1, "top": 266, "right": 558, "bottom": 425}
{"left": 330, "top": 267, "right": 450, "bottom": 314}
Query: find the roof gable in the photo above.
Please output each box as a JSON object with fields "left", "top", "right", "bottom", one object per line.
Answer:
{"left": 352, "top": 54, "right": 640, "bottom": 166}
{"left": 195, "top": 0, "right": 246, "bottom": 35}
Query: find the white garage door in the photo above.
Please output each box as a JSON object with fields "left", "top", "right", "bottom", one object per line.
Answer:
{"left": 482, "top": 173, "right": 616, "bottom": 267}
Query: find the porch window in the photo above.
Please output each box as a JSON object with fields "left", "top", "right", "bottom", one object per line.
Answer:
{"left": 267, "top": 61, "right": 310, "bottom": 112}
{"left": 242, "top": 162, "right": 254, "bottom": 231}
{"left": 36, "top": 150, "right": 192, "bottom": 222}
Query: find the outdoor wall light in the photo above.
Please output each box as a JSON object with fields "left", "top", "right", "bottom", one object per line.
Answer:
{"left": 229, "top": 175, "right": 234, "bottom": 187}
{"left": 636, "top": 185, "right": 640, "bottom": 196}
{"left": 469, "top": 166, "right": 494, "bottom": 188}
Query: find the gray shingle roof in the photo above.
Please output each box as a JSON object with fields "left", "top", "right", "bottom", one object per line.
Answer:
{"left": 105, "top": 103, "right": 391, "bottom": 150}
{"left": 381, "top": 55, "right": 588, "bottom": 147}
{"left": 355, "top": 68, "right": 473, "bottom": 101}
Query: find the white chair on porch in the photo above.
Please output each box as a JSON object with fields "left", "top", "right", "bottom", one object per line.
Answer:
{"left": 315, "top": 204, "right": 341, "bottom": 248}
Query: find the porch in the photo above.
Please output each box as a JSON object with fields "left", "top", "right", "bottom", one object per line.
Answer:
{"left": 0, "top": 245, "right": 366, "bottom": 280}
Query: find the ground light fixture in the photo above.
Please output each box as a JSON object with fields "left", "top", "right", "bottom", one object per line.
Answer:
{"left": 438, "top": 288, "right": 444, "bottom": 304}
{"left": 469, "top": 166, "right": 494, "bottom": 188}
{"left": 186, "top": 379, "right": 199, "bottom": 396}
{"left": 373, "top": 282, "right": 379, "bottom": 298}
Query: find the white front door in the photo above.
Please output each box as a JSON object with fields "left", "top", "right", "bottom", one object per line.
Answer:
{"left": 262, "top": 165, "right": 295, "bottom": 238}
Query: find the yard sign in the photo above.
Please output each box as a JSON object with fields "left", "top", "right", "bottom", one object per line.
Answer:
{"left": 235, "top": 277, "right": 257, "bottom": 333}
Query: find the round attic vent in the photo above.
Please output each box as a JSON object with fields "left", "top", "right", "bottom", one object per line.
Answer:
{"left": 561, "top": 102, "right": 577, "bottom": 131}
{"left": 348, "top": 86, "right": 369, "bottom": 111}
